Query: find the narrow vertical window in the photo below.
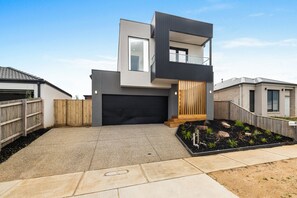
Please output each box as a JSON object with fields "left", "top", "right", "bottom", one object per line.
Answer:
{"left": 249, "top": 90, "right": 255, "bottom": 112}
{"left": 129, "top": 37, "right": 149, "bottom": 72}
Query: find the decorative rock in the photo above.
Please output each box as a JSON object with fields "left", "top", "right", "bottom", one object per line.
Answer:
{"left": 245, "top": 132, "right": 252, "bottom": 136}
{"left": 217, "top": 131, "right": 230, "bottom": 138}
{"left": 196, "top": 125, "right": 208, "bottom": 131}
{"left": 221, "top": 121, "right": 231, "bottom": 129}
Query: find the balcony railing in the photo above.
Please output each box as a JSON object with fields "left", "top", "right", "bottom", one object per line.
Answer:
{"left": 169, "top": 53, "right": 210, "bottom": 65}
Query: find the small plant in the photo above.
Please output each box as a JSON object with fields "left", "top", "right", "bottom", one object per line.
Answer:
{"left": 183, "top": 131, "right": 192, "bottom": 140}
{"left": 244, "top": 126, "right": 250, "bottom": 132}
{"left": 180, "top": 125, "right": 186, "bottom": 131}
{"left": 261, "top": 138, "right": 267, "bottom": 143}
{"left": 264, "top": 129, "right": 272, "bottom": 136}
{"left": 207, "top": 142, "right": 216, "bottom": 149}
{"left": 206, "top": 128, "right": 213, "bottom": 135}
{"left": 252, "top": 130, "right": 262, "bottom": 139}
{"left": 275, "top": 135, "right": 282, "bottom": 140}
{"left": 249, "top": 139, "right": 255, "bottom": 145}
{"left": 227, "top": 139, "right": 238, "bottom": 148}
{"left": 235, "top": 120, "right": 244, "bottom": 129}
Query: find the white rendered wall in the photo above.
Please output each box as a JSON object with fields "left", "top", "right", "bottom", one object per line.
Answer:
{"left": 40, "top": 84, "right": 71, "bottom": 128}
{"left": 118, "top": 19, "right": 170, "bottom": 88}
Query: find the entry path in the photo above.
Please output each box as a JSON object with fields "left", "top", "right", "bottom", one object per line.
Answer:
{"left": 1, "top": 144, "right": 297, "bottom": 197}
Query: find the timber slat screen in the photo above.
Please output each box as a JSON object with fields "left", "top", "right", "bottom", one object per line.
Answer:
{"left": 178, "top": 80, "right": 206, "bottom": 119}
{"left": 214, "top": 101, "right": 297, "bottom": 140}
{"left": 0, "top": 98, "right": 43, "bottom": 151}
{"left": 54, "top": 99, "right": 92, "bottom": 127}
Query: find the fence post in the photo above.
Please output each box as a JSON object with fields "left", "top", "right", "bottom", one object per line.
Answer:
{"left": 41, "top": 99, "right": 44, "bottom": 128}
{"left": 22, "top": 99, "right": 27, "bottom": 136}
{"left": 0, "top": 106, "right": 2, "bottom": 151}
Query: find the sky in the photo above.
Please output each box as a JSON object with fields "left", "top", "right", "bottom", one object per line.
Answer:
{"left": 0, "top": 0, "right": 297, "bottom": 98}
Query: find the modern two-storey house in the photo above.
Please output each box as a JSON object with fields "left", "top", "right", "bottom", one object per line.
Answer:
{"left": 91, "top": 12, "right": 214, "bottom": 126}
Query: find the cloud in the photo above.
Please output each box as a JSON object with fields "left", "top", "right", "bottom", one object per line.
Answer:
{"left": 57, "top": 56, "right": 117, "bottom": 71}
{"left": 220, "top": 38, "right": 297, "bottom": 48}
{"left": 248, "top": 12, "right": 265, "bottom": 17}
{"left": 187, "top": 3, "right": 232, "bottom": 14}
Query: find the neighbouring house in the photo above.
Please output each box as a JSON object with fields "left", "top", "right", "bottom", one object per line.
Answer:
{"left": 0, "top": 66, "right": 72, "bottom": 127}
{"left": 214, "top": 77, "right": 297, "bottom": 117}
{"left": 84, "top": 95, "right": 92, "bottom": 100}
{"left": 91, "top": 12, "right": 214, "bottom": 126}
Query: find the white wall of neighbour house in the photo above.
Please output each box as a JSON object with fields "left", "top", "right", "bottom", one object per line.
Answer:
{"left": 118, "top": 19, "right": 171, "bottom": 88}
{"left": 0, "top": 82, "right": 38, "bottom": 97}
{"left": 40, "top": 84, "right": 71, "bottom": 128}
{"left": 214, "top": 86, "right": 240, "bottom": 104}
{"left": 256, "top": 83, "right": 292, "bottom": 117}
{"left": 242, "top": 84, "right": 255, "bottom": 111}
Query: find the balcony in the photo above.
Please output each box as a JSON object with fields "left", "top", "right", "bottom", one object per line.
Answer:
{"left": 169, "top": 53, "right": 210, "bottom": 65}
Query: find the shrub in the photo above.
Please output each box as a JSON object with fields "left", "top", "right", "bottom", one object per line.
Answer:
{"left": 183, "top": 131, "right": 192, "bottom": 140}
{"left": 249, "top": 139, "right": 255, "bottom": 145}
{"left": 207, "top": 142, "right": 216, "bottom": 149}
{"left": 244, "top": 126, "right": 250, "bottom": 132}
{"left": 261, "top": 138, "right": 267, "bottom": 143}
{"left": 235, "top": 120, "right": 244, "bottom": 129}
{"left": 252, "top": 130, "right": 262, "bottom": 139}
{"left": 275, "top": 135, "right": 282, "bottom": 140}
{"left": 264, "top": 129, "right": 272, "bottom": 136}
{"left": 206, "top": 128, "right": 213, "bottom": 135}
{"left": 227, "top": 139, "right": 238, "bottom": 148}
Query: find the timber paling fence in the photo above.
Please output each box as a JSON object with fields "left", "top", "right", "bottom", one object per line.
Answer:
{"left": 0, "top": 98, "right": 43, "bottom": 151}
{"left": 54, "top": 99, "right": 92, "bottom": 127}
{"left": 214, "top": 101, "right": 297, "bottom": 140}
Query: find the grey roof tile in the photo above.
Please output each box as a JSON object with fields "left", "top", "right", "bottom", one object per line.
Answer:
{"left": 215, "top": 77, "right": 297, "bottom": 91}
{"left": 0, "top": 66, "right": 43, "bottom": 81}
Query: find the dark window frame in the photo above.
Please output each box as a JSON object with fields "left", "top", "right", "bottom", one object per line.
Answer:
{"left": 169, "top": 47, "right": 188, "bottom": 63}
{"left": 249, "top": 90, "right": 255, "bottom": 112}
{"left": 267, "top": 90, "right": 279, "bottom": 112}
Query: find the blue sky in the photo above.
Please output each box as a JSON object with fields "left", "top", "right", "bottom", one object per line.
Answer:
{"left": 1, "top": 0, "right": 297, "bottom": 98}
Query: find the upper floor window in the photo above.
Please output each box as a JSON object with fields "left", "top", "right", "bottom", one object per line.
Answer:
{"left": 267, "top": 90, "right": 279, "bottom": 112}
{"left": 128, "top": 37, "right": 149, "bottom": 72}
{"left": 169, "top": 47, "right": 188, "bottom": 63}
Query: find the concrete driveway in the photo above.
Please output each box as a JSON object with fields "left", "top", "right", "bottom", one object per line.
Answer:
{"left": 0, "top": 124, "right": 190, "bottom": 182}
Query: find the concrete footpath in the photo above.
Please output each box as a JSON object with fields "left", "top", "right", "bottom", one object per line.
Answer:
{"left": 1, "top": 144, "right": 297, "bottom": 198}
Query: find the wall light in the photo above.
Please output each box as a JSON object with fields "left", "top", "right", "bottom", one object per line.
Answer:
{"left": 209, "top": 90, "right": 212, "bottom": 94}
{"left": 174, "top": 91, "right": 177, "bottom": 95}
{"left": 94, "top": 90, "right": 98, "bottom": 94}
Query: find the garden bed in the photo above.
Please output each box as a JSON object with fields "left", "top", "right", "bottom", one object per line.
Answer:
{"left": 176, "top": 120, "right": 295, "bottom": 156}
{"left": 0, "top": 128, "right": 50, "bottom": 163}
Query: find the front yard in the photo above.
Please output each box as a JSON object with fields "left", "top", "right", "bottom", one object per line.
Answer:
{"left": 176, "top": 120, "right": 294, "bottom": 155}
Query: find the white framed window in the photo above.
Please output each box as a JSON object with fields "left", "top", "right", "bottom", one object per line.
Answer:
{"left": 128, "top": 37, "right": 149, "bottom": 72}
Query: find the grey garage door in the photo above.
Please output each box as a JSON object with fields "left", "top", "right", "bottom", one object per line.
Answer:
{"left": 102, "top": 94, "right": 168, "bottom": 125}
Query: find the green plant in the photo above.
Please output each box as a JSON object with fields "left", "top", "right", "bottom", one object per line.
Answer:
{"left": 252, "top": 130, "right": 262, "bottom": 139}
{"left": 207, "top": 142, "right": 216, "bottom": 149}
{"left": 183, "top": 131, "right": 192, "bottom": 140}
{"left": 235, "top": 120, "right": 244, "bottom": 129}
{"left": 244, "top": 126, "right": 250, "bottom": 132}
{"left": 227, "top": 139, "right": 238, "bottom": 148}
{"left": 180, "top": 125, "right": 186, "bottom": 131}
{"left": 275, "top": 135, "right": 282, "bottom": 140}
{"left": 264, "top": 129, "right": 272, "bottom": 136}
{"left": 249, "top": 139, "right": 255, "bottom": 145}
{"left": 206, "top": 128, "right": 213, "bottom": 135}
{"left": 261, "top": 138, "right": 267, "bottom": 143}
